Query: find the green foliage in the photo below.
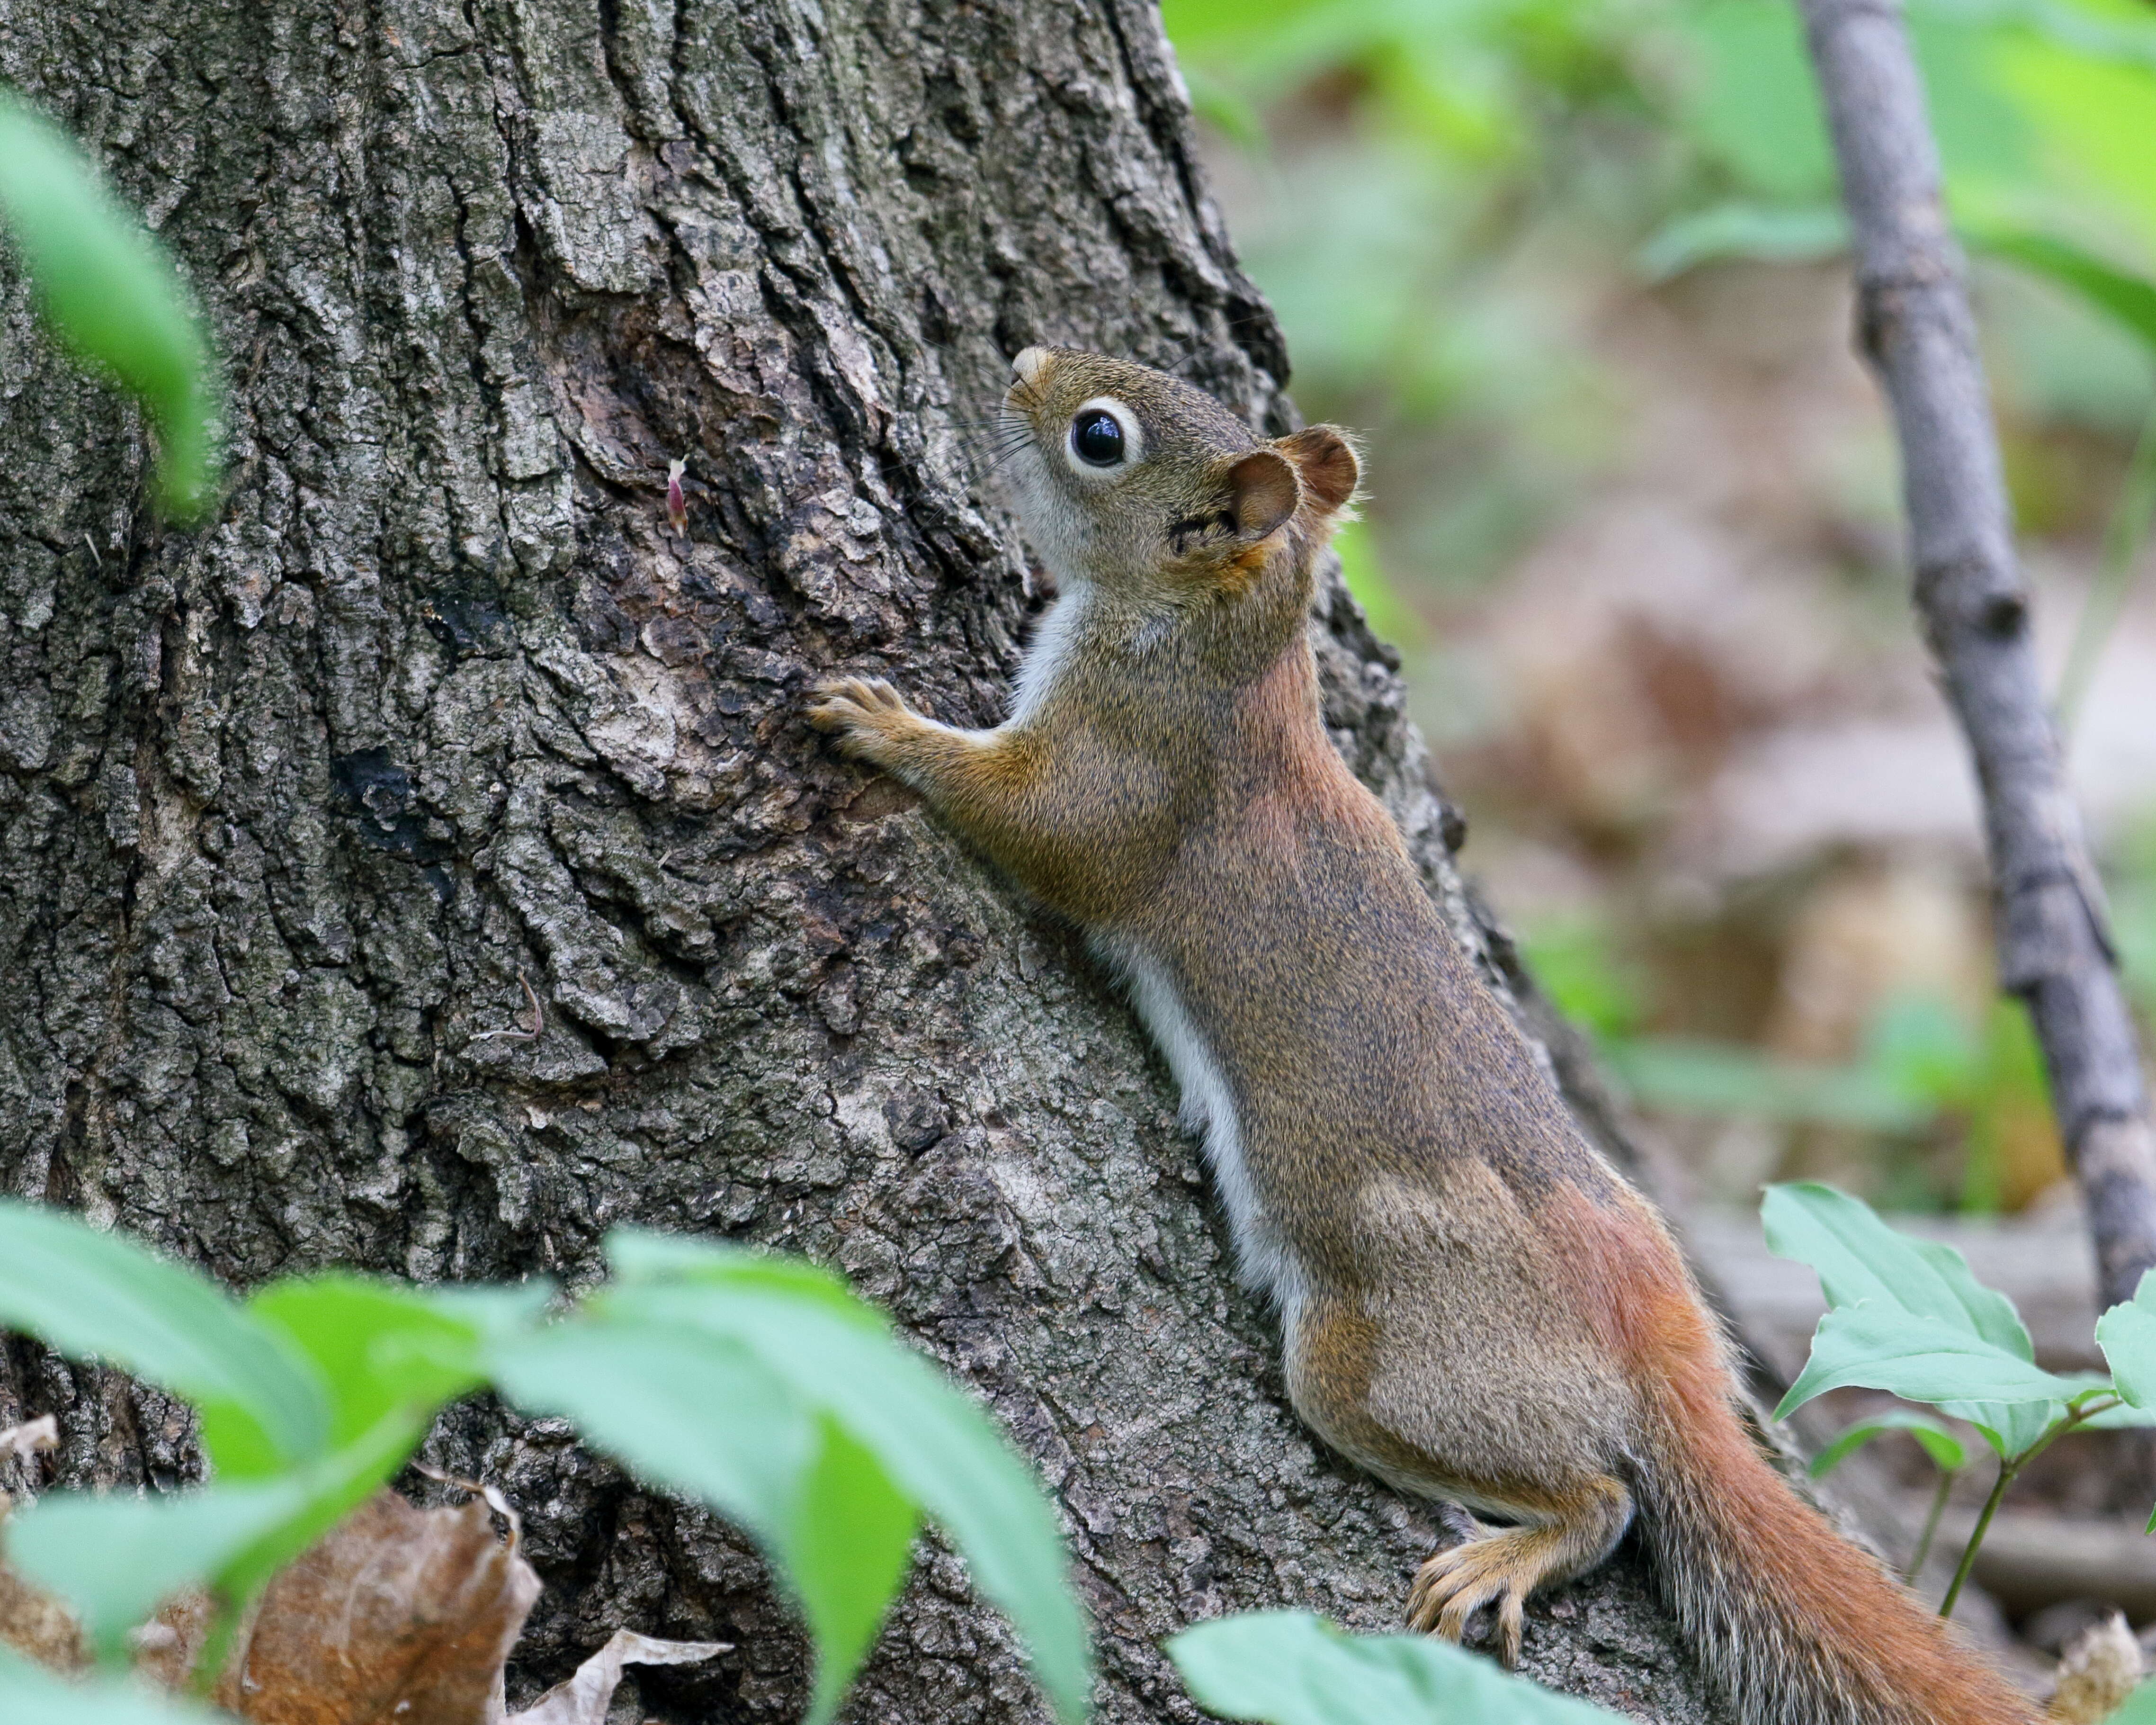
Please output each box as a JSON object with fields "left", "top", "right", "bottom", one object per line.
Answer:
{"left": 1169, "top": 1610, "right": 1628, "bottom": 1725}
{"left": 1807, "top": 1407, "right": 1970, "bottom": 1478}
{"left": 0, "top": 1204, "right": 1089, "bottom": 1725}
{"left": 1765, "top": 1181, "right": 2076, "bottom": 1452}
{"left": 0, "top": 92, "right": 219, "bottom": 519}
{"left": 1607, "top": 1038, "right": 1929, "bottom": 1132}
{"left": 0, "top": 1646, "right": 222, "bottom": 1725}
{"left": 1766, "top": 1182, "right": 2156, "bottom": 1612}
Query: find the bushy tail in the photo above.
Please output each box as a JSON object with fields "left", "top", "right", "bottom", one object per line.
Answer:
{"left": 1635, "top": 1381, "right": 2039, "bottom": 1725}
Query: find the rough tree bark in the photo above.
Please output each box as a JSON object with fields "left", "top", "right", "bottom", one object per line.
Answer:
{"left": 0, "top": 3, "right": 1728, "bottom": 1721}
{"left": 1798, "top": 0, "right": 2156, "bottom": 1314}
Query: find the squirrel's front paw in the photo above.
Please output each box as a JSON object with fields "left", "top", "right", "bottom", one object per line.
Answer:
{"left": 808, "top": 675, "right": 922, "bottom": 767}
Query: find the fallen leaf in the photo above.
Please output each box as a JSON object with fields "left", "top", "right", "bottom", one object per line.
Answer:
{"left": 506, "top": 1627, "right": 731, "bottom": 1725}
{"left": 0, "top": 1518, "right": 87, "bottom": 1672}
{"left": 214, "top": 1489, "right": 539, "bottom": 1725}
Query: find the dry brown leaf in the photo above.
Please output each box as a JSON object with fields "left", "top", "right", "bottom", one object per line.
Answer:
{"left": 505, "top": 1627, "right": 731, "bottom": 1725}
{"left": 213, "top": 1488, "right": 539, "bottom": 1725}
{"left": 0, "top": 1422, "right": 88, "bottom": 1676}
{"left": 2049, "top": 1611, "right": 2143, "bottom": 1725}
{"left": 0, "top": 1529, "right": 87, "bottom": 1673}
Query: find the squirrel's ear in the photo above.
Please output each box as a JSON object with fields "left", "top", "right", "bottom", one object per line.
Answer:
{"left": 1278, "top": 425, "right": 1360, "bottom": 514}
{"left": 1227, "top": 449, "right": 1299, "bottom": 541}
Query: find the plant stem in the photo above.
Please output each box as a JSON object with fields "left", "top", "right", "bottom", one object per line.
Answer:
{"left": 1937, "top": 1402, "right": 2106, "bottom": 1616}
{"left": 2058, "top": 393, "right": 2156, "bottom": 736}
{"left": 1905, "top": 1469, "right": 1953, "bottom": 1583}
{"left": 1940, "top": 1460, "right": 2011, "bottom": 1618}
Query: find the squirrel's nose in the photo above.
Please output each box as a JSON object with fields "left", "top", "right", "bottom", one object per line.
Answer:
{"left": 1011, "top": 346, "right": 1050, "bottom": 387}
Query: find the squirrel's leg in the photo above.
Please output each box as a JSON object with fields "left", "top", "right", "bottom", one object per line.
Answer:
{"left": 1287, "top": 1294, "right": 1633, "bottom": 1668}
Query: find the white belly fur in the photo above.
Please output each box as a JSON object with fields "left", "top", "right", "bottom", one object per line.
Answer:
{"left": 1091, "top": 933, "right": 1308, "bottom": 1325}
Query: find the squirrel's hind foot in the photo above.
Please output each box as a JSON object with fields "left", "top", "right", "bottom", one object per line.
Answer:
{"left": 1405, "top": 1477, "right": 1631, "bottom": 1667}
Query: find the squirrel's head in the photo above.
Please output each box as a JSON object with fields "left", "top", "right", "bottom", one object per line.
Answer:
{"left": 998, "top": 346, "right": 1359, "bottom": 595}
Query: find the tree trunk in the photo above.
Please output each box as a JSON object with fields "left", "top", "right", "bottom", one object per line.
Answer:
{"left": 0, "top": 3, "right": 1727, "bottom": 1720}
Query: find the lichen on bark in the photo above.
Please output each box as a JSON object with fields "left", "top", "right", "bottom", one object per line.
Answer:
{"left": 0, "top": 0, "right": 1727, "bottom": 1718}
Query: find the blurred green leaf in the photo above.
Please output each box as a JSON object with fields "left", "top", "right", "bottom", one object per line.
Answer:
{"left": 487, "top": 1318, "right": 816, "bottom": 1548}
{"left": 1675, "top": 0, "right": 1837, "bottom": 202}
{"left": 1762, "top": 1182, "right": 2057, "bottom": 1452}
{"left": 8, "top": 1480, "right": 313, "bottom": 1654}
{"left": 1809, "top": 1408, "right": 1970, "bottom": 1477}
{"left": 0, "top": 1645, "right": 230, "bottom": 1725}
{"left": 790, "top": 1418, "right": 924, "bottom": 1725}
{"left": 489, "top": 1315, "right": 919, "bottom": 1725}
{"left": 1608, "top": 1040, "right": 1927, "bottom": 1130}
{"left": 1335, "top": 519, "right": 1427, "bottom": 649}
{"left": 2105, "top": 1677, "right": 2156, "bottom": 1723}
{"left": 1861, "top": 995, "right": 1984, "bottom": 1110}
{"left": 1168, "top": 1610, "right": 1625, "bottom": 1724}
{"left": 1636, "top": 201, "right": 1847, "bottom": 281}
{"left": 1517, "top": 919, "right": 1642, "bottom": 1041}
{"left": 598, "top": 1243, "right": 1092, "bottom": 1725}
{"left": 0, "top": 1202, "right": 327, "bottom": 1468}
{"left": 1972, "top": 225, "right": 2156, "bottom": 351}
{"left": 246, "top": 1276, "right": 488, "bottom": 1455}
{"left": 0, "top": 92, "right": 218, "bottom": 519}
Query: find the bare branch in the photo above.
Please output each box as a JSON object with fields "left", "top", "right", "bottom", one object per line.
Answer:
{"left": 1797, "top": 0, "right": 2156, "bottom": 1308}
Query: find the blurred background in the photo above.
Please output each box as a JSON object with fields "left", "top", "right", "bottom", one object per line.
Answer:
{"left": 1162, "top": 0, "right": 2156, "bottom": 1222}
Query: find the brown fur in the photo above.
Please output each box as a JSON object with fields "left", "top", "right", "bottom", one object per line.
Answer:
{"left": 808, "top": 348, "right": 2038, "bottom": 1724}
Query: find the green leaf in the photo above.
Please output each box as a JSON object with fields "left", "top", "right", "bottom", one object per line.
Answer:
{"left": 1809, "top": 1409, "right": 1969, "bottom": 1477}
{"left": 1635, "top": 201, "right": 1849, "bottom": 281}
{"left": 1674, "top": 0, "right": 1838, "bottom": 203}
{"left": 2096, "top": 1269, "right": 2156, "bottom": 1411}
{"left": 7, "top": 1480, "right": 313, "bottom": 1653}
{"left": 0, "top": 1644, "right": 231, "bottom": 1725}
{"left": 597, "top": 1237, "right": 1092, "bottom": 1725}
{"left": 486, "top": 1318, "right": 816, "bottom": 1548}
{"left": 2106, "top": 1676, "right": 2156, "bottom": 1723}
{"left": 246, "top": 1275, "right": 488, "bottom": 1455}
{"left": 0, "top": 94, "right": 218, "bottom": 519}
{"left": 604, "top": 1229, "right": 879, "bottom": 1325}
{"left": 1167, "top": 1610, "right": 1627, "bottom": 1725}
{"left": 8, "top": 1411, "right": 425, "bottom": 1656}
{"left": 1608, "top": 1044, "right": 1927, "bottom": 1130}
{"left": 486, "top": 1318, "right": 919, "bottom": 1725}
{"left": 1762, "top": 1183, "right": 2054, "bottom": 1449}
{"left": 790, "top": 1418, "right": 923, "bottom": 1725}
{"left": 1969, "top": 225, "right": 2156, "bottom": 354}
{"left": 1773, "top": 1304, "right": 2084, "bottom": 1443}
{"left": 0, "top": 1202, "right": 327, "bottom": 1466}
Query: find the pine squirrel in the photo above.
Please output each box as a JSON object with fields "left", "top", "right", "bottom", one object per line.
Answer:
{"left": 810, "top": 347, "right": 2039, "bottom": 1725}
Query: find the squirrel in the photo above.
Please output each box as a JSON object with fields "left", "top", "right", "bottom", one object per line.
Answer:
{"left": 809, "top": 346, "right": 2039, "bottom": 1725}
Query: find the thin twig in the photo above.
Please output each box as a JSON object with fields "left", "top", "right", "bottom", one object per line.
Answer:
{"left": 1797, "top": 0, "right": 2156, "bottom": 1312}
{"left": 469, "top": 968, "right": 544, "bottom": 1044}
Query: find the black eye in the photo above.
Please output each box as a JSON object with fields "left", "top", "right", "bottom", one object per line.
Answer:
{"left": 1071, "top": 409, "right": 1126, "bottom": 467}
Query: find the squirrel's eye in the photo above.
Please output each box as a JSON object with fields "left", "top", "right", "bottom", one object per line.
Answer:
{"left": 1070, "top": 410, "right": 1127, "bottom": 467}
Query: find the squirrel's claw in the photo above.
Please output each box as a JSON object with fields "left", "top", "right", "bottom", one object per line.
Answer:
{"left": 807, "top": 675, "right": 929, "bottom": 769}
{"left": 1406, "top": 1529, "right": 1550, "bottom": 1668}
